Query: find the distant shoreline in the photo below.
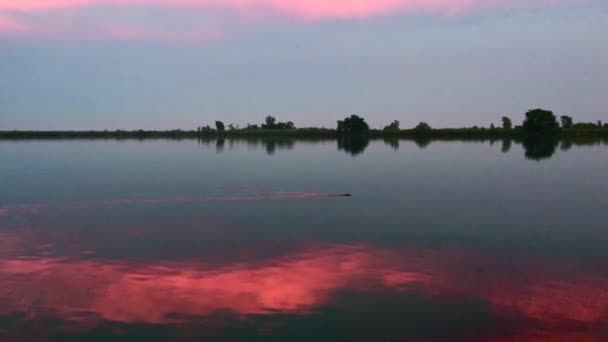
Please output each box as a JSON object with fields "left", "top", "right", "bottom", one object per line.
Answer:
{"left": 1, "top": 128, "right": 607, "bottom": 140}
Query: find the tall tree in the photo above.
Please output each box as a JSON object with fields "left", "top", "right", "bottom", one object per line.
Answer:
{"left": 262, "top": 116, "right": 277, "bottom": 129}
{"left": 560, "top": 115, "right": 573, "bottom": 128}
{"left": 414, "top": 122, "right": 432, "bottom": 131}
{"left": 383, "top": 120, "right": 400, "bottom": 131}
{"left": 502, "top": 117, "right": 512, "bottom": 130}
{"left": 336, "top": 115, "right": 370, "bottom": 133}
{"left": 215, "top": 121, "right": 225, "bottom": 131}
{"left": 523, "top": 109, "right": 558, "bottom": 134}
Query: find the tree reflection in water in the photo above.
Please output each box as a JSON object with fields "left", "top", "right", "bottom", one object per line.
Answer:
{"left": 337, "top": 136, "right": 370, "bottom": 156}
{"left": 198, "top": 136, "right": 606, "bottom": 161}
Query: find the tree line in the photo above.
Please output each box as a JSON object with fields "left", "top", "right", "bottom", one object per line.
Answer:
{"left": 198, "top": 116, "right": 295, "bottom": 133}
{"left": 196, "top": 109, "right": 606, "bottom": 136}
{"left": 1, "top": 108, "right": 605, "bottom": 140}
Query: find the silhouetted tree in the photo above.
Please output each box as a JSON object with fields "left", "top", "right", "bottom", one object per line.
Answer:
{"left": 383, "top": 120, "right": 400, "bottom": 131}
{"left": 215, "top": 121, "right": 225, "bottom": 131}
{"left": 573, "top": 122, "right": 599, "bottom": 129}
{"left": 337, "top": 115, "right": 370, "bottom": 134}
{"left": 276, "top": 122, "right": 294, "bottom": 129}
{"left": 260, "top": 116, "right": 294, "bottom": 130}
{"left": 490, "top": 124, "right": 495, "bottom": 130}
{"left": 560, "top": 116, "right": 573, "bottom": 128}
{"left": 246, "top": 124, "right": 259, "bottom": 130}
{"left": 502, "top": 117, "right": 512, "bottom": 130}
{"left": 413, "top": 122, "right": 432, "bottom": 134}
{"left": 228, "top": 123, "right": 236, "bottom": 130}
{"left": 262, "top": 116, "right": 277, "bottom": 129}
{"left": 523, "top": 109, "right": 558, "bottom": 134}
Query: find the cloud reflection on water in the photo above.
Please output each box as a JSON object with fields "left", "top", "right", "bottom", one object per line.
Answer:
{"left": 0, "top": 227, "right": 606, "bottom": 340}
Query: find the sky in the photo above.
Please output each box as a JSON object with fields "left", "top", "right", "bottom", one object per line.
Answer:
{"left": 0, "top": 0, "right": 607, "bottom": 130}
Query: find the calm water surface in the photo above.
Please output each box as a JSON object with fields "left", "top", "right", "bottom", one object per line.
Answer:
{"left": 0, "top": 138, "right": 607, "bottom": 341}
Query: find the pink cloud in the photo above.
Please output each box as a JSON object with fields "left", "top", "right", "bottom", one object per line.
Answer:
{"left": 0, "top": 14, "right": 30, "bottom": 34}
{"left": 0, "top": 0, "right": 597, "bottom": 41}
{"left": 88, "top": 24, "right": 225, "bottom": 42}
{"left": 0, "top": 0, "right": 592, "bottom": 18}
{"left": 0, "top": 17, "right": 223, "bottom": 42}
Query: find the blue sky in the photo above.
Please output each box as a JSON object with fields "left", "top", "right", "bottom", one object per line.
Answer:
{"left": 0, "top": 1, "right": 607, "bottom": 130}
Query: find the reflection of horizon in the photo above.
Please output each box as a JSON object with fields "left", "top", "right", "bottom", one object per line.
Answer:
{"left": 199, "top": 137, "right": 299, "bottom": 155}
{"left": 198, "top": 136, "right": 608, "bottom": 160}
{"left": 0, "top": 228, "right": 606, "bottom": 340}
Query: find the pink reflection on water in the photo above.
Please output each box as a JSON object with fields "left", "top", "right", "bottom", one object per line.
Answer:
{"left": 0, "top": 243, "right": 428, "bottom": 323}
{"left": 0, "top": 228, "right": 606, "bottom": 340}
{"left": 486, "top": 332, "right": 605, "bottom": 342}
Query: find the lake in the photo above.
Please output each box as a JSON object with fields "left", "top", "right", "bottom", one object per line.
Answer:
{"left": 1, "top": 137, "right": 607, "bottom": 341}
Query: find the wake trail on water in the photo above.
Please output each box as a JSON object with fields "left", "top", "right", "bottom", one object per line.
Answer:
{"left": 0, "top": 191, "right": 349, "bottom": 218}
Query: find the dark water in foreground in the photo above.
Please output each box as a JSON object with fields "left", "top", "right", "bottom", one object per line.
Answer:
{"left": 0, "top": 138, "right": 607, "bottom": 341}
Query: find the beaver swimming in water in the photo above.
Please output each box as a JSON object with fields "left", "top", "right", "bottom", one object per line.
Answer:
{"left": 328, "top": 193, "right": 352, "bottom": 197}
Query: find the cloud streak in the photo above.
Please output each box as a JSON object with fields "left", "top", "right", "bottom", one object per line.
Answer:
{"left": 0, "top": 13, "right": 30, "bottom": 34}
{"left": 0, "top": 0, "right": 598, "bottom": 41}
{"left": 0, "top": 0, "right": 591, "bottom": 16}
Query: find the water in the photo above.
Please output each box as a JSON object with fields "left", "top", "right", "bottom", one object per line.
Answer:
{"left": 0, "top": 138, "right": 607, "bottom": 341}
